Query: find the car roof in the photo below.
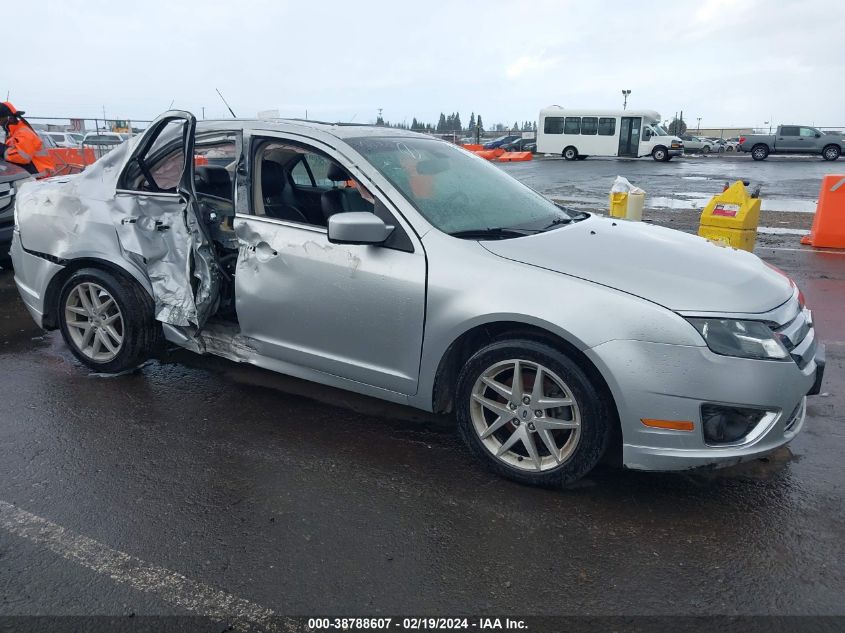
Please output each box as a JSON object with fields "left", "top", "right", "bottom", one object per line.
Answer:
{"left": 195, "top": 119, "right": 431, "bottom": 141}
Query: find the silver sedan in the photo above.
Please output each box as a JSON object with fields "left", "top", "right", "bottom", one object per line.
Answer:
{"left": 10, "top": 111, "right": 824, "bottom": 487}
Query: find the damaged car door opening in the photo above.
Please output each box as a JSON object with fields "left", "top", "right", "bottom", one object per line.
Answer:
{"left": 10, "top": 110, "right": 824, "bottom": 487}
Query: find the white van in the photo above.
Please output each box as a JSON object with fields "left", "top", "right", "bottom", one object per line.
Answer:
{"left": 537, "top": 107, "right": 684, "bottom": 161}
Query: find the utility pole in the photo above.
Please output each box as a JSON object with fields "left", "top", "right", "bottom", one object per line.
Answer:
{"left": 102, "top": 105, "right": 107, "bottom": 131}
{"left": 202, "top": 106, "right": 205, "bottom": 120}
{"left": 621, "top": 89, "right": 631, "bottom": 110}
{"left": 696, "top": 117, "right": 702, "bottom": 132}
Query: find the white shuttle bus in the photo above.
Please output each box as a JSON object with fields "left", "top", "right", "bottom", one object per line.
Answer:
{"left": 537, "top": 107, "right": 684, "bottom": 161}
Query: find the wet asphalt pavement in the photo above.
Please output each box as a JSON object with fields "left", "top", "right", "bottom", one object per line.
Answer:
{"left": 499, "top": 153, "right": 838, "bottom": 214}
{"left": 0, "top": 167, "right": 844, "bottom": 628}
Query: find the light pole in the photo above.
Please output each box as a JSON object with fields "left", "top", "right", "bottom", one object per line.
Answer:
{"left": 622, "top": 89, "right": 631, "bottom": 110}
{"left": 696, "top": 117, "right": 702, "bottom": 132}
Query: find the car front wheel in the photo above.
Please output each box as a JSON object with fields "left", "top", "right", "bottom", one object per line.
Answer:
{"left": 58, "top": 267, "right": 160, "bottom": 373}
{"left": 822, "top": 145, "right": 841, "bottom": 161}
{"left": 456, "top": 339, "right": 611, "bottom": 487}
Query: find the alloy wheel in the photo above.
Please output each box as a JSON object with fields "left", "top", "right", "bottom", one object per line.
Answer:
{"left": 470, "top": 359, "right": 581, "bottom": 472}
{"left": 64, "top": 282, "right": 125, "bottom": 363}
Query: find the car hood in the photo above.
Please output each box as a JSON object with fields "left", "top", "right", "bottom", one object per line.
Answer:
{"left": 481, "top": 216, "right": 792, "bottom": 313}
{"left": 0, "top": 159, "right": 32, "bottom": 185}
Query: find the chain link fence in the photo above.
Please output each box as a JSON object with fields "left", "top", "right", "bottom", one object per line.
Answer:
{"left": 23, "top": 116, "right": 153, "bottom": 174}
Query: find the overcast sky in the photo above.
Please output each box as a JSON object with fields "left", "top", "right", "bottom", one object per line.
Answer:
{"left": 4, "top": 0, "right": 843, "bottom": 128}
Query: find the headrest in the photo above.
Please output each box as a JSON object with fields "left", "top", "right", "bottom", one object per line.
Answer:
{"left": 327, "top": 162, "right": 349, "bottom": 182}
{"left": 261, "top": 160, "right": 285, "bottom": 196}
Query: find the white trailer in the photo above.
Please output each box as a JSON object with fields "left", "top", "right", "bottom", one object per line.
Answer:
{"left": 537, "top": 106, "right": 684, "bottom": 161}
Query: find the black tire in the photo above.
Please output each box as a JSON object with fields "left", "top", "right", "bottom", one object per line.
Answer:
{"left": 58, "top": 267, "right": 160, "bottom": 373}
{"left": 563, "top": 146, "right": 578, "bottom": 161}
{"left": 651, "top": 146, "right": 668, "bottom": 161}
{"left": 822, "top": 145, "right": 841, "bottom": 161}
{"left": 456, "top": 339, "right": 611, "bottom": 488}
{"left": 751, "top": 144, "right": 769, "bottom": 161}
{"left": 702, "top": 145, "right": 711, "bottom": 154}
{"left": 576, "top": 155, "right": 588, "bottom": 160}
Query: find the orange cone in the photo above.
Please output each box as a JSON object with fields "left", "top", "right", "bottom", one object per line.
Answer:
{"left": 801, "top": 174, "right": 845, "bottom": 248}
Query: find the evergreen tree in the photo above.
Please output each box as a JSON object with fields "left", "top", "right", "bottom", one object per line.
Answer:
{"left": 668, "top": 117, "right": 687, "bottom": 135}
{"left": 454, "top": 112, "right": 462, "bottom": 132}
{"left": 469, "top": 112, "right": 476, "bottom": 133}
{"left": 437, "top": 113, "right": 446, "bottom": 132}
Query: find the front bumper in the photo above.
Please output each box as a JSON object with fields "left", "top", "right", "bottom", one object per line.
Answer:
{"left": 668, "top": 148, "right": 683, "bottom": 156}
{"left": 585, "top": 338, "right": 821, "bottom": 472}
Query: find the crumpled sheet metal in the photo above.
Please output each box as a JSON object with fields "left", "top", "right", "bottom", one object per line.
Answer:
{"left": 16, "top": 140, "right": 213, "bottom": 329}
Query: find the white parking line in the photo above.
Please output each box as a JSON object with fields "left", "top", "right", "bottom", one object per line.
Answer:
{"left": 0, "top": 500, "right": 294, "bottom": 632}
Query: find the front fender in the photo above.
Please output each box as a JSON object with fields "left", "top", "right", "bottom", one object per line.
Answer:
{"left": 410, "top": 232, "right": 704, "bottom": 411}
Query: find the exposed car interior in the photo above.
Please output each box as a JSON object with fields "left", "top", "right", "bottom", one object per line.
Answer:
{"left": 252, "top": 142, "right": 375, "bottom": 227}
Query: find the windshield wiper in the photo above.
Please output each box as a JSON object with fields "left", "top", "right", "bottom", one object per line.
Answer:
{"left": 448, "top": 227, "right": 536, "bottom": 240}
{"left": 542, "top": 211, "right": 589, "bottom": 230}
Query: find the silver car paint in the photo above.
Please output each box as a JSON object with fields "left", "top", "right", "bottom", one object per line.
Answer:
{"left": 481, "top": 217, "right": 793, "bottom": 313}
{"left": 10, "top": 115, "right": 820, "bottom": 472}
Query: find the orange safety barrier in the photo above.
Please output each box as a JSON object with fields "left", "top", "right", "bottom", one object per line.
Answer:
{"left": 801, "top": 174, "right": 845, "bottom": 248}
{"left": 473, "top": 148, "right": 505, "bottom": 160}
{"left": 497, "top": 151, "right": 533, "bottom": 162}
{"left": 462, "top": 144, "right": 483, "bottom": 151}
{"left": 45, "top": 147, "right": 97, "bottom": 177}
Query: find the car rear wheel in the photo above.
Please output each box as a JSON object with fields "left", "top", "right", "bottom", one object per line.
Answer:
{"left": 751, "top": 144, "right": 769, "bottom": 161}
{"left": 822, "top": 145, "right": 841, "bottom": 161}
{"left": 59, "top": 268, "right": 160, "bottom": 373}
{"left": 563, "top": 147, "right": 578, "bottom": 161}
{"left": 456, "top": 339, "right": 611, "bottom": 487}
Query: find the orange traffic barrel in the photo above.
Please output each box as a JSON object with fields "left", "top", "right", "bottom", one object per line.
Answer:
{"left": 801, "top": 175, "right": 845, "bottom": 248}
{"left": 497, "top": 151, "right": 533, "bottom": 162}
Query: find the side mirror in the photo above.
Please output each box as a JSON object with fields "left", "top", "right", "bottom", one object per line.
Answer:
{"left": 327, "top": 212, "right": 394, "bottom": 245}
{"left": 815, "top": 133, "right": 821, "bottom": 138}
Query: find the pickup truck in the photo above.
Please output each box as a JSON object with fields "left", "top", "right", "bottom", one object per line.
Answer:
{"left": 739, "top": 125, "right": 844, "bottom": 161}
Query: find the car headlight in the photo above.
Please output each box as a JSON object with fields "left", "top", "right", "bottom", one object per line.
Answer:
{"left": 687, "top": 318, "right": 790, "bottom": 360}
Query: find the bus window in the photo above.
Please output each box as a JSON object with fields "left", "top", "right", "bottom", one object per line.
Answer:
{"left": 564, "top": 117, "right": 581, "bottom": 134}
{"left": 598, "top": 117, "right": 616, "bottom": 135}
{"left": 581, "top": 117, "right": 598, "bottom": 135}
{"left": 544, "top": 117, "right": 563, "bottom": 134}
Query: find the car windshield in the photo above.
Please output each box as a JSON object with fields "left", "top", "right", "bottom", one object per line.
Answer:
{"left": 348, "top": 136, "right": 581, "bottom": 236}
{"left": 652, "top": 124, "right": 670, "bottom": 135}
